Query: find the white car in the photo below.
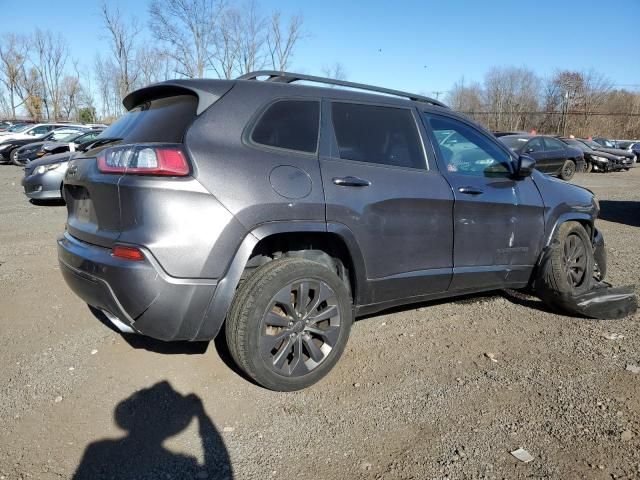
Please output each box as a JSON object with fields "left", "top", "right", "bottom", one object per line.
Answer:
{"left": 0, "top": 123, "right": 85, "bottom": 143}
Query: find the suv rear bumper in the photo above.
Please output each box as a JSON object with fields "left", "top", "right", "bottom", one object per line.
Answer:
{"left": 57, "top": 232, "right": 218, "bottom": 341}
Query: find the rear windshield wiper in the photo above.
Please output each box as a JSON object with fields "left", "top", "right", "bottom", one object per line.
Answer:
{"left": 80, "top": 137, "right": 123, "bottom": 152}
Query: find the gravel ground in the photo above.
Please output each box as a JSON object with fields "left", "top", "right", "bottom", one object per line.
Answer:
{"left": 0, "top": 165, "right": 638, "bottom": 480}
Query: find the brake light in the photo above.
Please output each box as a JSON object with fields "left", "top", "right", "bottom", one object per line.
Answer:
{"left": 112, "top": 245, "right": 145, "bottom": 261}
{"left": 97, "top": 144, "right": 189, "bottom": 176}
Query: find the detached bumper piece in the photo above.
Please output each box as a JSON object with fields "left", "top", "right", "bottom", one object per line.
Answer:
{"left": 539, "top": 281, "right": 637, "bottom": 319}
{"left": 535, "top": 237, "right": 637, "bottom": 319}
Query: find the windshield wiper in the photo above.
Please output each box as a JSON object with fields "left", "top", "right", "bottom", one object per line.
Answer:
{"left": 79, "top": 137, "right": 122, "bottom": 152}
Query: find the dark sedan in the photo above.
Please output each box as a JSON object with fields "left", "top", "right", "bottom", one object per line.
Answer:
{"left": 559, "top": 138, "right": 622, "bottom": 173}
{"left": 581, "top": 138, "right": 634, "bottom": 170}
{"left": 498, "top": 134, "right": 585, "bottom": 180}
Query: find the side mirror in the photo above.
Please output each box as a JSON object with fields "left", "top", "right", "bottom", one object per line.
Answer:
{"left": 515, "top": 155, "right": 536, "bottom": 178}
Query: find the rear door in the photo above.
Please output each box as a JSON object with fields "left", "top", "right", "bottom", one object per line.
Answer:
{"left": 542, "top": 137, "right": 570, "bottom": 173}
{"left": 319, "top": 100, "right": 454, "bottom": 304}
{"left": 422, "top": 112, "right": 544, "bottom": 291}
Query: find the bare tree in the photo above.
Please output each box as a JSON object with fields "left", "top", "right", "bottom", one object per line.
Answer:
{"left": 447, "top": 77, "right": 483, "bottom": 112}
{"left": 235, "top": 1, "right": 269, "bottom": 75}
{"left": 483, "top": 67, "right": 540, "bottom": 131}
{"left": 100, "top": 1, "right": 141, "bottom": 102}
{"left": 267, "top": 10, "right": 303, "bottom": 72}
{"left": 0, "top": 34, "right": 29, "bottom": 118}
{"left": 148, "top": 0, "right": 223, "bottom": 78}
{"left": 210, "top": 7, "right": 241, "bottom": 79}
{"left": 321, "top": 62, "right": 347, "bottom": 81}
{"left": 31, "top": 29, "right": 69, "bottom": 120}
{"left": 136, "top": 46, "right": 175, "bottom": 85}
{"left": 94, "top": 54, "right": 122, "bottom": 120}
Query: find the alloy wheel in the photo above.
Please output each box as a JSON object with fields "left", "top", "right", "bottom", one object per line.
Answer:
{"left": 562, "top": 161, "right": 575, "bottom": 179}
{"left": 563, "top": 233, "right": 587, "bottom": 288}
{"left": 259, "top": 279, "right": 341, "bottom": 377}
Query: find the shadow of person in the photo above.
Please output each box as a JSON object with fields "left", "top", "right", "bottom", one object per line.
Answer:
{"left": 72, "top": 381, "right": 233, "bottom": 480}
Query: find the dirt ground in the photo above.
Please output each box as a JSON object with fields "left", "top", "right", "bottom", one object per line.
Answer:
{"left": 0, "top": 164, "right": 638, "bottom": 480}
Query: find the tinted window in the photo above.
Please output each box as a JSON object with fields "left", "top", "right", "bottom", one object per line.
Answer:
{"left": 499, "top": 136, "right": 531, "bottom": 151}
{"left": 99, "top": 95, "right": 198, "bottom": 143}
{"left": 544, "top": 137, "right": 566, "bottom": 150}
{"left": 525, "top": 137, "right": 545, "bottom": 153}
{"left": 424, "top": 114, "right": 512, "bottom": 176}
{"left": 331, "top": 103, "right": 424, "bottom": 169}
{"left": 251, "top": 100, "right": 320, "bottom": 153}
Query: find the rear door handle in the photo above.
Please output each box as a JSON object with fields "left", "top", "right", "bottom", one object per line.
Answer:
{"left": 332, "top": 176, "right": 371, "bottom": 187}
{"left": 458, "top": 186, "right": 484, "bottom": 195}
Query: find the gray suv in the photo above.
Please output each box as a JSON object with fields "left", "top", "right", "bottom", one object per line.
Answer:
{"left": 58, "top": 71, "right": 604, "bottom": 391}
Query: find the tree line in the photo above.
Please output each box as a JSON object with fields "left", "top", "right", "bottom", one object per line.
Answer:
{"left": 448, "top": 67, "right": 640, "bottom": 139}
{"left": 0, "top": 0, "right": 305, "bottom": 123}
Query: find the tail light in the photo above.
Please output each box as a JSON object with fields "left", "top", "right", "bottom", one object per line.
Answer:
{"left": 97, "top": 144, "right": 190, "bottom": 176}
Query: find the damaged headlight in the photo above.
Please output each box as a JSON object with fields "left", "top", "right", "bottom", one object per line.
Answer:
{"left": 34, "top": 163, "right": 62, "bottom": 175}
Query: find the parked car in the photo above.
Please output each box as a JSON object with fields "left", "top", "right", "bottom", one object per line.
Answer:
{"left": 58, "top": 71, "right": 606, "bottom": 391}
{"left": 615, "top": 140, "right": 639, "bottom": 165}
{"left": 592, "top": 137, "right": 618, "bottom": 149}
{"left": 38, "top": 128, "right": 104, "bottom": 157}
{"left": 0, "top": 122, "right": 84, "bottom": 143}
{"left": 580, "top": 138, "right": 634, "bottom": 170}
{"left": 498, "top": 134, "right": 584, "bottom": 180}
{"left": 2, "top": 128, "right": 87, "bottom": 165}
{"left": 559, "top": 138, "right": 620, "bottom": 173}
{"left": 493, "top": 131, "right": 529, "bottom": 137}
{"left": 22, "top": 151, "right": 75, "bottom": 201}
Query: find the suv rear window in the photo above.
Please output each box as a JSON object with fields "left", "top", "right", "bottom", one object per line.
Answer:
{"left": 331, "top": 103, "right": 425, "bottom": 169}
{"left": 251, "top": 100, "right": 320, "bottom": 153}
{"left": 99, "top": 95, "right": 198, "bottom": 143}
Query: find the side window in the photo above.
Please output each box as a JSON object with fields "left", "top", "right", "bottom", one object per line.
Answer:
{"left": 543, "top": 137, "right": 566, "bottom": 151}
{"left": 251, "top": 100, "right": 320, "bottom": 153}
{"left": 525, "top": 137, "right": 545, "bottom": 153}
{"left": 424, "top": 114, "right": 512, "bottom": 176}
{"left": 331, "top": 102, "right": 425, "bottom": 169}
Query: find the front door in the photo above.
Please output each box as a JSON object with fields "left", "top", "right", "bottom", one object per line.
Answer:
{"left": 522, "top": 137, "right": 550, "bottom": 172}
{"left": 320, "top": 100, "right": 454, "bottom": 305}
{"left": 423, "top": 113, "right": 545, "bottom": 291}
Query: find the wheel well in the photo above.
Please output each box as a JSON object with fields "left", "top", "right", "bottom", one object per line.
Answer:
{"left": 243, "top": 232, "right": 356, "bottom": 299}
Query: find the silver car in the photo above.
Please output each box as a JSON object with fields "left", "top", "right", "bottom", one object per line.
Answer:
{"left": 22, "top": 152, "right": 74, "bottom": 201}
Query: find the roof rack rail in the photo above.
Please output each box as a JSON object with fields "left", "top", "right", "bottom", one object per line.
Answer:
{"left": 238, "top": 70, "right": 449, "bottom": 108}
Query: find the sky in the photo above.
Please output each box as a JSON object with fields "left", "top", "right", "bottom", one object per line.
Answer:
{"left": 2, "top": 0, "right": 639, "bottom": 99}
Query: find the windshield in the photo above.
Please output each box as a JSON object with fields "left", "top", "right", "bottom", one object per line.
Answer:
{"left": 499, "top": 136, "right": 530, "bottom": 150}
{"left": 564, "top": 139, "right": 589, "bottom": 151}
{"left": 8, "top": 124, "right": 29, "bottom": 132}
{"left": 98, "top": 95, "right": 198, "bottom": 144}
{"left": 583, "top": 139, "right": 601, "bottom": 148}
{"left": 616, "top": 141, "right": 632, "bottom": 149}
{"left": 57, "top": 132, "right": 83, "bottom": 142}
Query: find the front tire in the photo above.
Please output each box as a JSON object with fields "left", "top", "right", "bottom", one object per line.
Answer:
{"left": 10, "top": 148, "right": 24, "bottom": 166}
{"left": 539, "top": 222, "right": 594, "bottom": 297}
{"left": 560, "top": 159, "right": 576, "bottom": 180}
{"left": 585, "top": 162, "right": 593, "bottom": 173}
{"left": 225, "top": 257, "right": 353, "bottom": 391}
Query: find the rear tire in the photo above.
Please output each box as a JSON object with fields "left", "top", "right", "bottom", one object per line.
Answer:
{"left": 560, "top": 159, "right": 576, "bottom": 180}
{"left": 225, "top": 257, "right": 352, "bottom": 391}
{"left": 538, "top": 222, "right": 594, "bottom": 297}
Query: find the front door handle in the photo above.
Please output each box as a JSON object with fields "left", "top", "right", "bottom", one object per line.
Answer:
{"left": 458, "top": 186, "right": 484, "bottom": 195}
{"left": 332, "top": 176, "right": 371, "bottom": 187}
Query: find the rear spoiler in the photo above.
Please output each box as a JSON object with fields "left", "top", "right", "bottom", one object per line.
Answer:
{"left": 122, "top": 80, "right": 235, "bottom": 115}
